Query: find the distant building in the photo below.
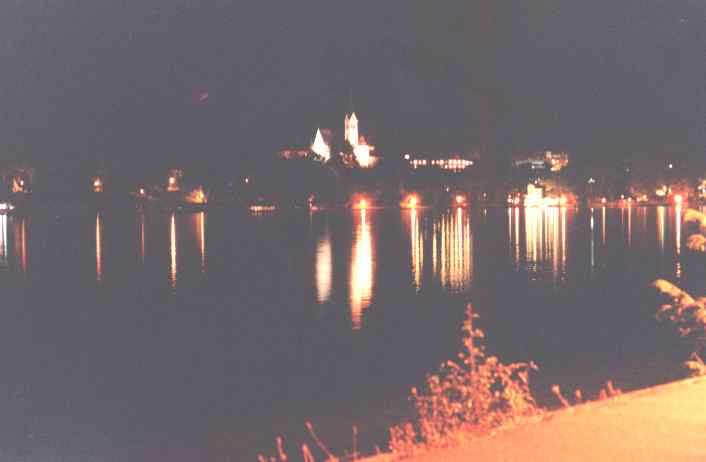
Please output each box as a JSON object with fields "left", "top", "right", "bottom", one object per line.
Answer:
{"left": 311, "top": 128, "right": 332, "bottom": 161}
{"left": 354, "top": 135, "right": 374, "bottom": 168}
{"left": 344, "top": 113, "right": 359, "bottom": 148}
{"left": 513, "top": 151, "right": 569, "bottom": 173}
{"left": 405, "top": 151, "right": 480, "bottom": 172}
{"left": 280, "top": 110, "right": 378, "bottom": 168}
{"left": 0, "top": 163, "right": 35, "bottom": 194}
{"left": 344, "top": 112, "right": 377, "bottom": 168}
{"left": 280, "top": 128, "right": 333, "bottom": 162}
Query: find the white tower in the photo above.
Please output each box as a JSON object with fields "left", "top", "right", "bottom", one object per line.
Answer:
{"left": 344, "top": 114, "right": 350, "bottom": 146}
{"left": 347, "top": 112, "right": 359, "bottom": 148}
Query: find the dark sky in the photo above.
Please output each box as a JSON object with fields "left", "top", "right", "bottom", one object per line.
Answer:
{"left": 0, "top": 0, "right": 704, "bottom": 172}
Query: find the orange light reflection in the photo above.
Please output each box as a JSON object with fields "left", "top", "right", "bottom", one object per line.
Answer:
{"left": 0, "top": 215, "right": 7, "bottom": 271}
{"left": 17, "top": 218, "right": 28, "bottom": 275}
{"left": 432, "top": 208, "right": 473, "bottom": 292}
{"left": 350, "top": 209, "right": 374, "bottom": 329}
{"left": 139, "top": 212, "right": 146, "bottom": 263}
{"left": 315, "top": 227, "right": 333, "bottom": 304}
{"left": 409, "top": 208, "right": 424, "bottom": 291}
{"left": 169, "top": 213, "right": 177, "bottom": 288}
{"left": 95, "top": 213, "right": 103, "bottom": 282}
{"left": 198, "top": 212, "right": 206, "bottom": 272}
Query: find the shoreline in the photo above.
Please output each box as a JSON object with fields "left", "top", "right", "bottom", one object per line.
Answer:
{"left": 361, "top": 376, "right": 706, "bottom": 462}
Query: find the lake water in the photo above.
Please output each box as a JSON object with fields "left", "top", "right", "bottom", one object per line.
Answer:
{"left": 0, "top": 205, "right": 699, "bottom": 461}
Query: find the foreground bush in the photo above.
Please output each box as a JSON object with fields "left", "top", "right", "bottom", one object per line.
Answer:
{"left": 654, "top": 209, "right": 706, "bottom": 376}
{"left": 389, "top": 304, "right": 539, "bottom": 456}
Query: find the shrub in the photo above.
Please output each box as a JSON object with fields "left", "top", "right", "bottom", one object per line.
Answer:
{"left": 389, "top": 304, "right": 539, "bottom": 455}
{"left": 654, "top": 209, "right": 706, "bottom": 374}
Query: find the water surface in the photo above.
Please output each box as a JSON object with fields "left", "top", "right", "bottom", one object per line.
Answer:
{"left": 0, "top": 205, "right": 696, "bottom": 461}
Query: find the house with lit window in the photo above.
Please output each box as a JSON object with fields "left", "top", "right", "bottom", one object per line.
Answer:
{"left": 405, "top": 151, "right": 480, "bottom": 172}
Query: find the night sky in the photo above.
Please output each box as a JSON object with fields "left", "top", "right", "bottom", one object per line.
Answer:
{"left": 0, "top": 1, "right": 703, "bottom": 172}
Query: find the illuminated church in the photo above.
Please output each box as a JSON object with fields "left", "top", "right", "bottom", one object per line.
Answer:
{"left": 308, "top": 111, "right": 376, "bottom": 168}
{"left": 344, "top": 112, "right": 374, "bottom": 167}
{"left": 344, "top": 113, "right": 358, "bottom": 148}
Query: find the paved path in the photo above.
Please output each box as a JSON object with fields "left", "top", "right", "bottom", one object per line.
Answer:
{"left": 365, "top": 377, "right": 706, "bottom": 461}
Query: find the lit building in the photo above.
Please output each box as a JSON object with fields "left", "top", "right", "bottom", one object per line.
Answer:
{"left": 92, "top": 176, "right": 104, "bottom": 193}
{"left": 406, "top": 152, "right": 479, "bottom": 172}
{"left": 354, "top": 136, "right": 376, "bottom": 168}
{"left": 345, "top": 112, "right": 359, "bottom": 148}
{"left": 311, "top": 128, "right": 332, "bottom": 161}
{"left": 11, "top": 176, "right": 28, "bottom": 193}
{"left": 281, "top": 110, "right": 378, "bottom": 167}
{"left": 513, "top": 151, "right": 569, "bottom": 173}
{"left": 343, "top": 112, "right": 377, "bottom": 168}
{"left": 0, "top": 164, "right": 35, "bottom": 194}
{"left": 166, "top": 169, "right": 183, "bottom": 192}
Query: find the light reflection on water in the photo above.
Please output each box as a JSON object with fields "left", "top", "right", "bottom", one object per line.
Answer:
{"left": 627, "top": 205, "right": 632, "bottom": 247}
{"left": 675, "top": 204, "right": 682, "bottom": 278}
{"left": 139, "top": 211, "right": 145, "bottom": 264}
{"left": 0, "top": 206, "right": 694, "bottom": 461}
{"left": 15, "top": 217, "right": 28, "bottom": 275}
{"left": 0, "top": 215, "right": 8, "bottom": 271}
{"left": 315, "top": 225, "right": 333, "bottom": 304}
{"left": 509, "top": 206, "right": 568, "bottom": 284}
{"left": 350, "top": 209, "right": 374, "bottom": 330}
{"left": 407, "top": 208, "right": 424, "bottom": 291}
{"left": 95, "top": 212, "right": 103, "bottom": 282}
{"left": 0, "top": 206, "right": 690, "bottom": 314}
{"left": 169, "top": 213, "right": 177, "bottom": 289}
{"left": 0, "top": 215, "right": 28, "bottom": 275}
{"left": 192, "top": 211, "right": 206, "bottom": 273}
{"left": 657, "top": 206, "right": 666, "bottom": 255}
{"left": 432, "top": 208, "right": 473, "bottom": 293}
{"left": 590, "top": 209, "right": 595, "bottom": 274}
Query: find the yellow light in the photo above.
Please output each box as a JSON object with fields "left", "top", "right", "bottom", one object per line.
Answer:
{"left": 359, "top": 199, "right": 368, "bottom": 209}
{"left": 674, "top": 194, "right": 684, "bottom": 205}
{"left": 559, "top": 196, "right": 568, "bottom": 206}
{"left": 249, "top": 205, "right": 276, "bottom": 213}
